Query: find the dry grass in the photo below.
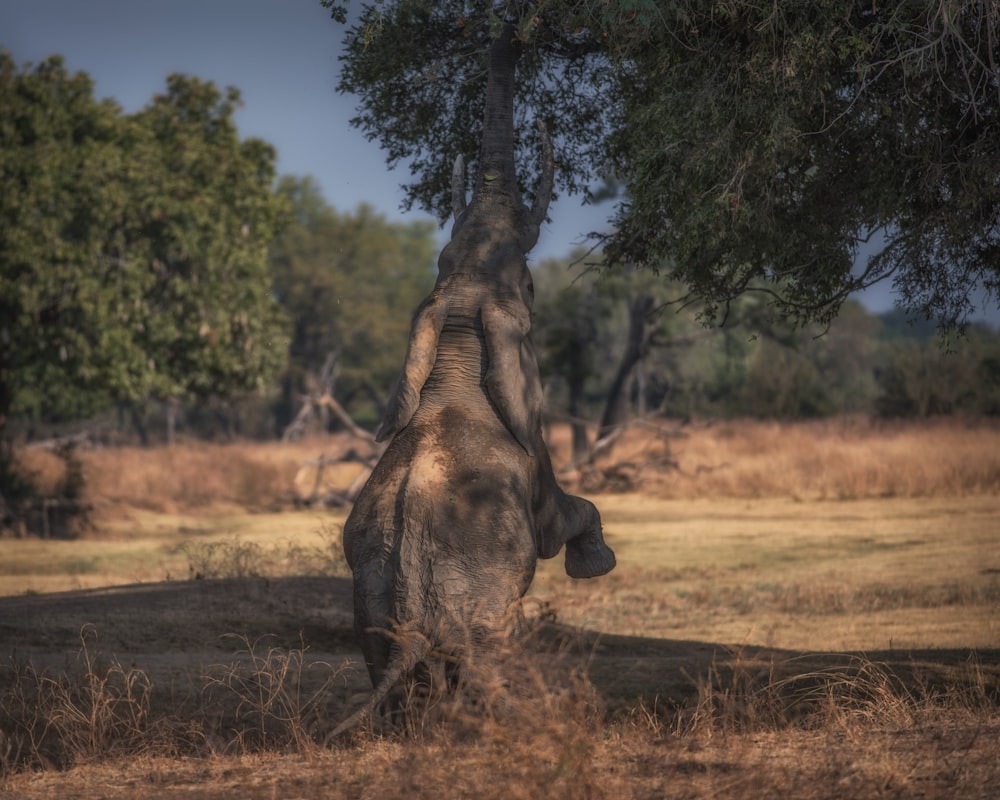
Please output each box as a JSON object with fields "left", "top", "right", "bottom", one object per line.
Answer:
{"left": 529, "top": 492, "right": 1000, "bottom": 652}
{"left": 16, "top": 434, "right": 375, "bottom": 518}
{"left": 3, "top": 418, "right": 999, "bottom": 797}
{"left": 13, "top": 418, "right": 1000, "bottom": 523}
{"left": 555, "top": 416, "right": 1000, "bottom": 499}
{"left": 2, "top": 622, "right": 997, "bottom": 799}
{"left": 0, "top": 627, "right": 352, "bottom": 774}
{"left": 0, "top": 512, "right": 348, "bottom": 595}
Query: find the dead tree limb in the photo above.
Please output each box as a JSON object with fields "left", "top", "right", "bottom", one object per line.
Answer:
{"left": 314, "top": 393, "right": 376, "bottom": 443}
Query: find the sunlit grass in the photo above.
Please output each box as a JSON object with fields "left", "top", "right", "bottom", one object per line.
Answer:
{"left": 530, "top": 494, "right": 1000, "bottom": 652}
{"left": 3, "top": 493, "right": 997, "bottom": 655}
{"left": 0, "top": 510, "right": 349, "bottom": 595}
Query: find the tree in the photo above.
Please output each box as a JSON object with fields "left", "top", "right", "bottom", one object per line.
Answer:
{"left": 331, "top": 1, "right": 998, "bottom": 330}
{"left": 1, "top": 53, "right": 288, "bottom": 458}
{"left": 534, "top": 253, "right": 684, "bottom": 460}
{"left": 269, "top": 176, "right": 437, "bottom": 431}
{"left": 123, "top": 74, "right": 289, "bottom": 432}
{"left": 534, "top": 257, "right": 608, "bottom": 461}
{"left": 875, "top": 324, "right": 1000, "bottom": 417}
{"left": 1, "top": 53, "right": 139, "bottom": 436}
{"left": 334, "top": 1, "right": 619, "bottom": 219}
{"left": 607, "top": 1, "right": 1000, "bottom": 330}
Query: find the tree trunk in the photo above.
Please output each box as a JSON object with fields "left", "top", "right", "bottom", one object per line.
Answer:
{"left": 0, "top": 372, "right": 10, "bottom": 457}
{"left": 118, "top": 402, "right": 150, "bottom": 446}
{"left": 634, "top": 364, "right": 647, "bottom": 417}
{"left": 165, "top": 398, "right": 179, "bottom": 446}
{"left": 566, "top": 373, "right": 590, "bottom": 465}
{"left": 598, "top": 294, "right": 656, "bottom": 441}
{"left": 475, "top": 23, "right": 521, "bottom": 213}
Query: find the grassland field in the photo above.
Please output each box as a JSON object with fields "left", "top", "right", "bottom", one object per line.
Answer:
{"left": 1, "top": 418, "right": 998, "bottom": 798}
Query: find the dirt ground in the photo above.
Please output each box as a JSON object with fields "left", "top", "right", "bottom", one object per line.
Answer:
{"left": 3, "top": 418, "right": 1000, "bottom": 797}
{"left": 2, "top": 575, "right": 999, "bottom": 798}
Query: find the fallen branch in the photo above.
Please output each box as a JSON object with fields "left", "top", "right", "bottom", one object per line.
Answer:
{"left": 314, "top": 393, "right": 376, "bottom": 443}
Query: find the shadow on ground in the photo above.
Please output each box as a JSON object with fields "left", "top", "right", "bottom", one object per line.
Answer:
{"left": 2, "top": 576, "right": 997, "bottom": 718}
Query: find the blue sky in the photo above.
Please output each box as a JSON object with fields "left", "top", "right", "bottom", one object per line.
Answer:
{"left": 2, "top": 0, "right": 607, "bottom": 262}
{"left": 4, "top": 0, "right": 997, "bottom": 324}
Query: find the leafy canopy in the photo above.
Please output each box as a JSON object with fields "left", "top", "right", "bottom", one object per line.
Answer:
{"left": 330, "top": 1, "right": 999, "bottom": 329}
{"left": 0, "top": 53, "right": 289, "bottom": 433}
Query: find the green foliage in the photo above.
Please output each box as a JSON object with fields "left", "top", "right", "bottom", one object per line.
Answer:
{"left": 269, "top": 176, "right": 437, "bottom": 426}
{"left": 1, "top": 53, "right": 137, "bottom": 424}
{"left": 0, "top": 53, "right": 289, "bottom": 440}
{"left": 875, "top": 328, "right": 1000, "bottom": 418}
{"left": 335, "top": 1, "right": 620, "bottom": 218}
{"left": 334, "top": 1, "right": 999, "bottom": 329}
{"left": 606, "top": 1, "right": 1000, "bottom": 329}
{"left": 533, "top": 253, "right": 697, "bottom": 423}
{"left": 533, "top": 251, "right": 1000, "bottom": 422}
{"left": 533, "top": 254, "right": 612, "bottom": 407}
{"left": 123, "top": 75, "right": 290, "bottom": 403}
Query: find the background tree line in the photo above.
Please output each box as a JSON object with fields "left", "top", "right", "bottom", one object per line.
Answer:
{"left": 3, "top": 51, "right": 999, "bottom": 452}
{"left": 2, "top": 41, "right": 999, "bottom": 523}
{"left": 532, "top": 255, "right": 1000, "bottom": 440}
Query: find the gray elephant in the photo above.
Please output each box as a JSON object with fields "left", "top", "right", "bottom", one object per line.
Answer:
{"left": 332, "top": 24, "right": 615, "bottom": 738}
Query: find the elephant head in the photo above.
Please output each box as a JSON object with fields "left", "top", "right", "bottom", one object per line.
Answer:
{"left": 333, "top": 22, "right": 614, "bottom": 738}
{"left": 375, "top": 122, "right": 553, "bottom": 456}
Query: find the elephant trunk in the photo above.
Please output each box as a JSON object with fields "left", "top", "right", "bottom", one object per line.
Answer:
{"left": 474, "top": 22, "right": 521, "bottom": 218}
{"left": 449, "top": 22, "right": 554, "bottom": 259}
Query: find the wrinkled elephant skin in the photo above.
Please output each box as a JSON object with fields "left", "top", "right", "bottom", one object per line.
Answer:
{"left": 341, "top": 224, "right": 616, "bottom": 721}
{"left": 335, "top": 23, "right": 614, "bottom": 736}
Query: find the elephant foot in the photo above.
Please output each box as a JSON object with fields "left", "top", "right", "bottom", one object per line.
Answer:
{"left": 565, "top": 536, "right": 616, "bottom": 579}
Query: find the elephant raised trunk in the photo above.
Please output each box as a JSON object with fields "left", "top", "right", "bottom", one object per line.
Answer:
{"left": 450, "top": 118, "right": 554, "bottom": 259}
{"left": 334, "top": 19, "right": 614, "bottom": 738}
{"left": 448, "top": 22, "right": 554, "bottom": 258}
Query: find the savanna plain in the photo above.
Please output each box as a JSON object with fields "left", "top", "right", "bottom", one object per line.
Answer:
{"left": 1, "top": 418, "right": 999, "bottom": 799}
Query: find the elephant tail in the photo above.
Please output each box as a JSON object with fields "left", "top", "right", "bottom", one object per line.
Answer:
{"left": 327, "top": 635, "right": 430, "bottom": 741}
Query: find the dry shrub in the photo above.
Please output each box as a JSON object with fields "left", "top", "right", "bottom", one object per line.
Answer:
{"left": 203, "top": 634, "right": 354, "bottom": 754}
{"left": 70, "top": 433, "right": 373, "bottom": 515}
{"left": 343, "top": 635, "right": 620, "bottom": 800}
{"left": 0, "top": 626, "right": 199, "bottom": 774}
{"left": 178, "top": 523, "right": 348, "bottom": 580}
{"left": 349, "top": 644, "right": 997, "bottom": 800}
{"left": 80, "top": 442, "right": 289, "bottom": 513}
{"left": 668, "top": 649, "right": 997, "bottom": 745}
{"left": 0, "top": 629, "right": 354, "bottom": 775}
{"left": 11, "top": 450, "right": 66, "bottom": 497}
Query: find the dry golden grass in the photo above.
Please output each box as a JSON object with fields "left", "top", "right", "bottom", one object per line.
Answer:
{"left": 2, "top": 626, "right": 997, "bottom": 799}
{"left": 0, "top": 510, "right": 347, "bottom": 595}
{"left": 16, "top": 433, "right": 376, "bottom": 518}
{"left": 14, "top": 418, "right": 1000, "bottom": 523}
{"left": 530, "top": 493, "right": 1000, "bottom": 652}
{"left": 554, "top": 416, "right": 1000, "bottom": 499}
{"left": 2, "top": 418, "right": 999, "bottom": 798}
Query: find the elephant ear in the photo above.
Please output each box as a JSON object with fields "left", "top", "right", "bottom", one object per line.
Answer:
{"left": 376, "top": 293, "right": 450, "bottom": 442}
{"left": 482, "top": 302, "right": 543, "bottom": 455}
